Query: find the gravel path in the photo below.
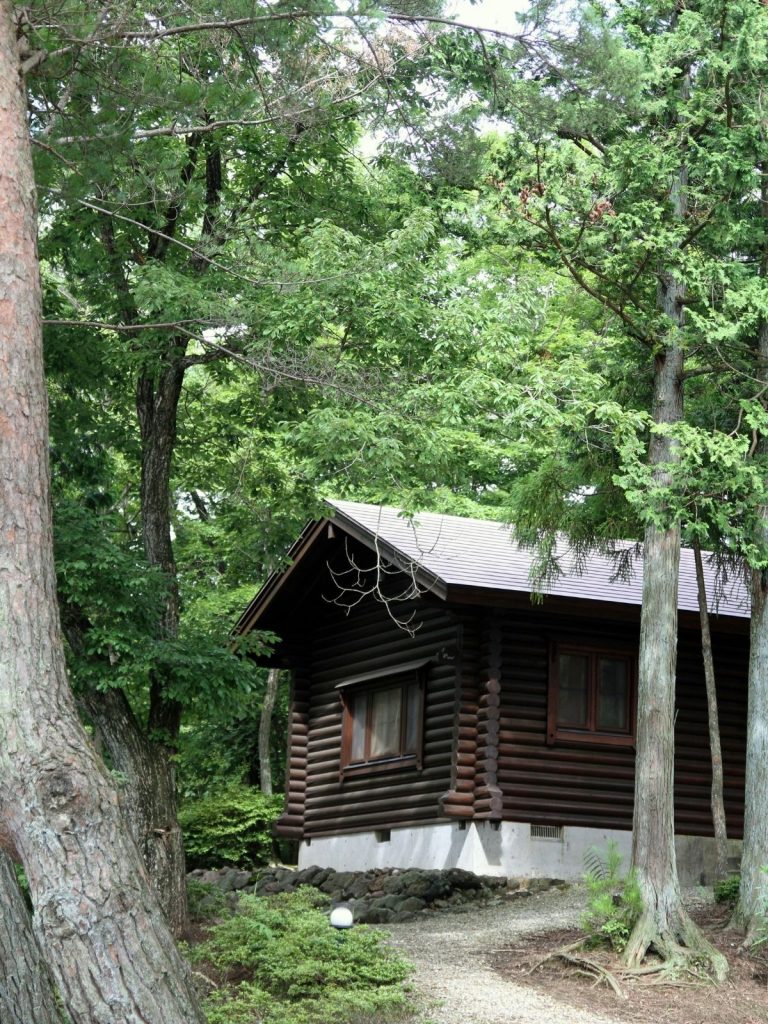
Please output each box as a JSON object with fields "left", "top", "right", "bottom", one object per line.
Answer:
{"left": 385, "top": 885, "right": 620, "bottom": 1024}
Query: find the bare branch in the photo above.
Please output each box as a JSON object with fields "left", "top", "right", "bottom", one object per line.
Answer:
{"left": 324, "top": 536, "right": 424, "bottom": 636}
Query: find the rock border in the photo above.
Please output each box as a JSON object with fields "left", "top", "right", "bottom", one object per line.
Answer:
{"left": 188, "top": 865, "right": 569, "bottom": 923}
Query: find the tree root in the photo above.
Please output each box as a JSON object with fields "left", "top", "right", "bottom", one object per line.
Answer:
{"left": 623, "top": 909, "right": 728, "bottom": 983}
{"left": 531, "top": 922, "right": 728, "bottom": 1001}
{"left": 531, "top": 944, "right": 627, "bottom": 999}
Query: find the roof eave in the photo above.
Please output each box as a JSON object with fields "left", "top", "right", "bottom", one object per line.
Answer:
{"left": 232, "top": 517, "right": 327, "bottom": 636}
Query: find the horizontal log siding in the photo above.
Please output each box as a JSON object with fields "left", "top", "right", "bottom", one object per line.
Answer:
{"left": 303, "top": 596, "right": 459, "bottom": 837}
{"left": 494, "top": 610, "right": 747, "bottom": 837}
{"left": 674, "top": 630, "right": 746, "bottom": 836}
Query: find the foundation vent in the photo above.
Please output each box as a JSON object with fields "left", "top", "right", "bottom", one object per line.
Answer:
{"left": 530, "top": 824, "right": 563, "bottom": 841}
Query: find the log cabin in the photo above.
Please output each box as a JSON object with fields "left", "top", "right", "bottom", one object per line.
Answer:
{"left": 235, "top": 500, "right": 749, "bottom": 883}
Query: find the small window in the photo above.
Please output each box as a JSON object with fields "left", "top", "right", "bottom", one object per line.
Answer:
{"left": 338, "top": 662, "right": 426, "bottom": 777}
{"left": 548, "top": 643, "right": 635, "bottom": 746}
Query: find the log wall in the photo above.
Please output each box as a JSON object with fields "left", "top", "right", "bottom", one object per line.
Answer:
{"left": 492, "top": 608, "right": 747, "bottom": 837}
{"left": 295, "top": 593, "right": 460, "bottom": 838}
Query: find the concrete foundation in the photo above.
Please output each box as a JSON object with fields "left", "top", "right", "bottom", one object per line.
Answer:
{"left": 298, "top": 821, "right": 741, "bottom": 886}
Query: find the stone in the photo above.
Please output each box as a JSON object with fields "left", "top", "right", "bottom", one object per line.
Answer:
{"left": 392, "top": 910, "right": 416, "bottom": 922}
{"left": 358, "top": 906, "right": 395, "bottom": 924}
{"left": 350, "top": 876, "right": 373, "bottom": 899}
{"left": 331, "top": 871, "right": 358, "bottom": 896}
{"left": 217, "top": 868, "right": 253, "bottom": 893}
{"left": 381, "top": 874, "right": 406, "bottom": 895}
{"left": 397, "top": 896, "right": 426, "bottom": 914}
{"left": 444, "top": 868, "right": 482, "bottom": 890}
{"left": 527, "top": 878, "right": 551, "bottom": 894}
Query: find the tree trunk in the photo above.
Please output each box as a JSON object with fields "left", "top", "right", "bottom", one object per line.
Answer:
{"left": 79, "top": 687, "right": 189, "bottom": 936}
{"left": 623, "top": 158, "right": 726, "bottom": 978}
{"left": 692, "top": 541, "right": 729, "bottom": 883}
{"left": 0, "top": 854, "right": 63, "bottom": 1024}
{"left": 259, "top": 668, "right": 282, "bottom": 795}
{"left": 81, "top": 356, "right": 192, "bottom": 936}
{"left": 0, "top": 7, "right": 205, "bottom": 1018}
{"left": 732, "top": 312, "right": 768, "bottom": 943}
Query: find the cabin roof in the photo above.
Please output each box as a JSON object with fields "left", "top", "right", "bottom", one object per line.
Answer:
{"left": 327, "top": 501, "right": 749, "bottom": 618}
{"left": 235, "top": 500, "right": 750, "bottom": 636}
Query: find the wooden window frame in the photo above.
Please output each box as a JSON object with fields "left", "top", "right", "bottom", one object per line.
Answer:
{"left": 547, "top": 641, "right": 636, "bottom": 747}
{"left": 338, "top": 667, "right": 425, "bottom": 779}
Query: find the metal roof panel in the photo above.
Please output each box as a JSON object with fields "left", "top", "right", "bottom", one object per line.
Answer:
{"left": 327, "top": 500, "right": 749, "bottom": 620}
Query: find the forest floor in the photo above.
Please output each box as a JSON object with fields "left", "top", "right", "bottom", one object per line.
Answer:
{"left": 386, "top": 885, "right": 768, "bottom": 1024}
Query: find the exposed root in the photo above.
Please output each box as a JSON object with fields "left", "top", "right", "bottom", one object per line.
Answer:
{"left": 623, "top": 909, "right": 728, "bottom": 983}
{"left": 531, "top": 943, "right": 626, "bottom": 999}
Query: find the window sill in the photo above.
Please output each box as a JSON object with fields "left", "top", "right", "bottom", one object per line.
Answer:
{"left": 341, "top": 755, "right": 419, "bottom": 779}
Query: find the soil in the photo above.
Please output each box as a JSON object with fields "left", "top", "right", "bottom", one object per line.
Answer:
{"left": 490, "top": 903, "right": 768, "bottom": 1024}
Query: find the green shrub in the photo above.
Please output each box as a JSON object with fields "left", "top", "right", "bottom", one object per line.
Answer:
{"left": 191, "top": 888, "right": 415, "bottom": 1024}
{"left": 713, "top": 874, "right": 741, "bottom": 904}
{"left": 179, "top": 784, "right": 282, "bottom": 869}
{"left": 581, "top": 842, "right": 642, "bottom": 953}
{"left": 187, "top": 880, "right": 229, "bottom": 920}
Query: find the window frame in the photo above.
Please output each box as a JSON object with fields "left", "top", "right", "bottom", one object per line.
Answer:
{"left": 547, "top": 641, "right": 636, "bottom": 747}
{"left": 337, "top": 662, "right": 427, "bottom": 779}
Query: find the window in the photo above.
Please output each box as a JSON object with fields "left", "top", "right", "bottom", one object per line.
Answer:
{"left": 547, "top": 643, "right": 635, "bottom": 746}
{"left": 337, "top": 660, "right": 427, "bottom": 777}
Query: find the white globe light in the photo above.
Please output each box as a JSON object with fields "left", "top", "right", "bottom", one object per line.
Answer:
{"left": 330, "top": 905, "right": 354, "bottom": 930}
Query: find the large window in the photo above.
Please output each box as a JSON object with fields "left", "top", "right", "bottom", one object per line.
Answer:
{"left": 547, "top": 643, "right": 635, "bottom": 746}
{"left": 338, "top": 662, "right": 426, "bottom": 777}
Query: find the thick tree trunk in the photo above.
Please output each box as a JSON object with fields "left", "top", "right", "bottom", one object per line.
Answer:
{"left": 624, "top": 159, "right": 725, "bottom": 978}
{"left": 79, "top": 687, "right": 188, "bottom": 935}
{"left": 259, "top": 668, "right": 282, "bottom": 795}
{"left": 692, "top": 541, "right": 729, "bottom": 883}
{"left": 0, "top": 854, "right": 63, "bottom": 1024}
{"left": 0, "top": 8, "right": 205, "bottom": 1019}
{"left": 732, "top": 315, "right": 768, "bottom": 943}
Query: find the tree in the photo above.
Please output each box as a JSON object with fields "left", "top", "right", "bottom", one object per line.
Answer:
{"left": 0, "top": 857, "right": 62, "bottom": 1024}
{"left": 31, "top": 0, "right": 452, "bottom": 931}
{"left": 412, "top": 0, "right": 768, "bottom": 973}
{"left": 692, "top": 540, "right": 729, "bottom": 884}
{"left": 0, "top": 2, "right": 205, "bottom": 1017}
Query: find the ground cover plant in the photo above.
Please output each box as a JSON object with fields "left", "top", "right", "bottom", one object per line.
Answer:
{"left": 189, "top": 887, "right": 416, "bottom": 1024}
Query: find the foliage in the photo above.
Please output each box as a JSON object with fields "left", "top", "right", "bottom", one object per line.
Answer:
{"left": 187, "top": 880, "right": 230, "bottom": 920}
{"left": 582, "top": 843, "right": 643, "bottom": 953}
{"left": 191, "top": 888, "right": 414, "bottom": 1024}
{"left": 14, "top": 865, "right": 32, "bottom": 912}
{"left": 179, "top": 785, "right": 282, "bottom": 869}
{"left": 713, "top": 875, "right": 741, "bottom": 905}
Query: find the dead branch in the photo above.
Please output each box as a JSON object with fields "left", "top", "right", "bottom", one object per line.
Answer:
{"left": 325, "top": 536, "right": 425, "bottom": 636}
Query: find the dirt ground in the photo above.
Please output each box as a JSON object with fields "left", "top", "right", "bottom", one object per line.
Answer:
{"left": 490, "top": 903, "right": 768, "bottom": 1024}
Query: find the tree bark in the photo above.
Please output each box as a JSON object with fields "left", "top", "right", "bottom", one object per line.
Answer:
{"left": 259, "top": 668, "right": 281, "bottom": 795}
{"left": 624, "top": 158, "right": 726, "bottom": 978}
{"left": 732, "top": 311, "right": 768, "bottom": 942}
{"left": 0, "top": 6, "right": 205, "bottom": 1018}
{"left": 692, "top": 540, "right": 729, "bottom": 883}
{"left": 79, "top": 687, "right": 188, "bottom": 935}
{"left": 0, "top": 854, "right": 63, "bottom": 1024}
